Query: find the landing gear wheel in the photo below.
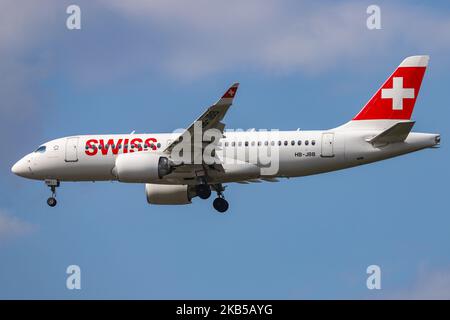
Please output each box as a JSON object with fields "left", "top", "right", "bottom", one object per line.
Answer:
{"left": 45, "top": 179, "right": 60, "bottom": 207}
{"left": 213, "top": 197, "right": 229, "bottom": 213}
{"left": 196, "top": 184, "right": 211, "bottom": 200}
{"left": 47, "top": 197, "right": 57, "bottom": 207}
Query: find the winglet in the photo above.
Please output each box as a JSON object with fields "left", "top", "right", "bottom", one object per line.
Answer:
{"left": 221, "top": 83, "right": 240, "bottom": 99}
{"left": 213, "top": 83, "right": 239, "bottom": 107}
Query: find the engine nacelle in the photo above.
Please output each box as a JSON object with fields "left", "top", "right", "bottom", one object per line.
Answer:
{"left": 145, "top": 184, "right": 194, "bottom": 205}
{"left": 114, "top": 152, "right": 172, "bottom": 183}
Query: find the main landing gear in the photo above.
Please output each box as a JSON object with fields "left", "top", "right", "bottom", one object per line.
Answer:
{"left": 45, "top": 179, "right": 59, "bottom": 207}
{"left": 195, "top": 183, "right": 211, "bottom": 199}
{"left": 212, "top": 184, "right": 229, "bottom": 213}
{"left": 213, "top": 195, "right": 229, "bottom": 213}
{"left": 195, "top": 182, "right": 229, "bottom": 213}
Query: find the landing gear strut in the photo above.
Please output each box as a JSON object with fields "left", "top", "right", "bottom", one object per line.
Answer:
{"left": 212, "top": 184, "right": 229, "bottom": 213}
{"left": 45, "top": 179, "right": 59, "bottom": 207}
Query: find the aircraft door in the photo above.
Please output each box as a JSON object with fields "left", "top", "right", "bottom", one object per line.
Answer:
{"left": 65, "top": 137, "right": 79, "bottom": 162}
{"left": 321, "top": 133, "right": 334, "bottom": 157}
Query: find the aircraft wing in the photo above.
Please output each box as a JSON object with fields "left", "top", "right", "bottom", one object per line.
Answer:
{"left": 163, "top": 83, "right": 239, "bottom": 166}
{"left": 161, "top": 83, "right": 240, "bottom": 181}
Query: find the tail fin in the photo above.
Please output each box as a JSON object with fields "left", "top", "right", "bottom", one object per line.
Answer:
{"left": 353, "top": 55, "right": 429, "bottom": 121}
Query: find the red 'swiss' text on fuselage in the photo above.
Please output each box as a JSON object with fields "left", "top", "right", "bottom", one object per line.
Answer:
{"left": 85, "top": 138, "right": 160, "bottom": 156}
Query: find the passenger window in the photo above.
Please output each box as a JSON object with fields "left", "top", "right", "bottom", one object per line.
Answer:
{"left": 305, "top": 140, "right": 309, "bottom": 146}
{"left": 264, "top": 141, "right": 269, "bottom": 146}
{"left": 271, "top": 141, "right": 275, "bottom": 146}
{"left": 284, "top": 141, "right": 288, "bottom": 146}
{"left": 278, "top": 141, "right": 282, "bottom": 146}
{"left": 245, "top": 141, "right": 249, "bottom": 147}
{"left": 291, "top": 140, "right": 295, "bottom": 146}
{"left": 157, "top": 143, "right": 161, "bottom": 148}
{"left": 238, "top": 142, "right": 242, "bottom": 147}
{"left": 231, "top": 142, "right": 235, "bottom": 147}
{"left": 251, "top": 141, "right": 255, "bottom": 146}
{"left": 258, "top": 141, "right": 262, "bottom": 146}
{"left": 225, "top": 142, "right": 229, "bottom": 147}
{"left": 312, "top": 140, "right": 316, "bottom": 146}
{"left": 298, "top": 140, "right": 302, "bottom": 146}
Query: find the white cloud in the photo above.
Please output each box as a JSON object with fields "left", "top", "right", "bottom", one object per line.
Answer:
{"left": 0, "top": 0, "right": 56, "bottom": 55}
{"left": 2, "top": 1, "right": 450, "bottom": 83}
{"left": 0, "top": 210, "right": 37, "bottom": 242}
{"left": 0, "top": 0, "right": 59, "bottom": 168}
{"left": 99, "top": 0, "right": 450, "bottom": 78}
{"left": 389, "top": 267, "right": 450, "bottom": 300}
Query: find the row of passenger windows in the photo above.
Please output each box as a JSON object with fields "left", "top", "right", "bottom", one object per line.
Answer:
{"left": 85, "top": 140, "right": 315, "bottom": 149}
{"left": 218, "top": 140, "right": 316, "bottom": 147}
{"left": 86, "top": 143, "right": 161, "bottom": 150}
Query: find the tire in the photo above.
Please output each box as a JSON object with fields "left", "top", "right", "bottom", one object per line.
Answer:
{"left": 213, "top": 197, "right": 229, "bottom": 213}
{"left": 47, "top": 197, "right": 57, "bottom": 207}
{"left": 196, "top": 184, "right": 211, "bottom": 200}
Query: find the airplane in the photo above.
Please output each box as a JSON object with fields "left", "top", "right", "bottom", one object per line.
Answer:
{"left": 11, "top": 55, "right": 440, "bottom": 213}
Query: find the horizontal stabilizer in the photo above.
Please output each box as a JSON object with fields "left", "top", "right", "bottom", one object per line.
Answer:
{"left": 367, "top": 121, "right": 415, "bottom": 145}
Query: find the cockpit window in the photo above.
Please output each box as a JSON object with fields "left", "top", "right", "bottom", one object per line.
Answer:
{"left": 35, "top": 146, "right": 46, "bottom": 153}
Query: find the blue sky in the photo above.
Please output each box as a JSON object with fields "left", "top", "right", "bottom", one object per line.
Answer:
{"left": 1, "top": 0, "right": 450, "bottom": 299}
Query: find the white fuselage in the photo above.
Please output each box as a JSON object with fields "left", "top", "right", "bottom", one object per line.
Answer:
{"left": 11, "top": 123, "right": 440, "bottom": 185}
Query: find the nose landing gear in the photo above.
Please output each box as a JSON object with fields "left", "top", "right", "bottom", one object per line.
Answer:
{"left": 45, "top": 179, "right": 59, "bottom": 207}
{"left": 47, "top": 197, "right": 57, "bottom": 207}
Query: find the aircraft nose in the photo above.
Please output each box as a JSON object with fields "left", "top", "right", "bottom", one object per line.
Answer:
{"left": 11, "top": 157, "right": 32, "bottom": 177}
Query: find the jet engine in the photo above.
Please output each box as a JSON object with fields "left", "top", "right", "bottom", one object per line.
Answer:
{"left": 114, "top": 152, "right": 173, "bottom": 183}
{"left": 145, "top": 184, "right": 196, "bottom": 205}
